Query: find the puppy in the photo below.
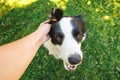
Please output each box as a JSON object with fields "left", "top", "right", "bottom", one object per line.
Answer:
{"left": 44, "top": 8, "right": 86, "bottom": 71}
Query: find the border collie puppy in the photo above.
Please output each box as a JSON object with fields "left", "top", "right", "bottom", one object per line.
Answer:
{"left": 44, "top": 8, "right": 87, "bottom": 71}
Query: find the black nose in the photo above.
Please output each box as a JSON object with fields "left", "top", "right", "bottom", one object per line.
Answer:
{"left": 68, "top": 54, "right": 81, "bottom": 65}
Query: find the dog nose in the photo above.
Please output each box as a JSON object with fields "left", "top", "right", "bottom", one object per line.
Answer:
{"left": 68, "top": 54, "right": 81, "bottom": 65}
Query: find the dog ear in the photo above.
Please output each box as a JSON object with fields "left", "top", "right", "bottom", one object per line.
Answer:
{"left": 73, "top": 15, "right": 83, "bottom": 22}
{"left": 49, "top": 8, "right": 63, "bottom": 24}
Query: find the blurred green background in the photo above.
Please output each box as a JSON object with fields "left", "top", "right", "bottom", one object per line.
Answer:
{"left": 0, "top": 0, "right": 120, "bottom": 80}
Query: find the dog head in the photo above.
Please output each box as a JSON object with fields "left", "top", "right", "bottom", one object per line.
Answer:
{"left": 48, "top": 8, "right": 86, "bottom": 71}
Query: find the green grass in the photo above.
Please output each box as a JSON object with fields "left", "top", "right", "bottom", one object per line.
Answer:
{"left": 0, "top": 0, "right": 120, "bottom": 80}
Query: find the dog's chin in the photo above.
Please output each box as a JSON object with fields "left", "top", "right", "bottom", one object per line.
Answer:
{"left": 63, "top": 62, "right": 77, "bottom": 71}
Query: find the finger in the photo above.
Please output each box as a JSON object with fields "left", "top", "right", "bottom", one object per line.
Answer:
{"left": 43, "top": 20, "right": 51, "bottom": 24}
{"left": 46, "top": 35, "right": 50, "bottom": 41}
{"left": 43, "top": 35, "right": 50, "bottom": 43}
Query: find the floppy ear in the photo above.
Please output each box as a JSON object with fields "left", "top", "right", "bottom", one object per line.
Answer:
{"left": 49, "top": 8, "right": 63, "bottom": 23}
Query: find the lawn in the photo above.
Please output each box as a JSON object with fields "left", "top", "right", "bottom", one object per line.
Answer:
{"left": 0, "top": 0, "right": 120, "bottom": 80}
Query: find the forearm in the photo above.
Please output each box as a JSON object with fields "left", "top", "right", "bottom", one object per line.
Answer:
{"left": 0, "top": 30, "right": 44, "bottom": 80}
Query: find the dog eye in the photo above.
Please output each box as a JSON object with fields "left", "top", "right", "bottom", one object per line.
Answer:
{"left": 55, "top": 34, "right": 63, "bottom": 42}
{"left": 73, "top": 31, "right": 82, "bottom": 42}
{"left": 76, "top": 33, "right": 82, "bottom": 39}
{"left": 76, "top": 33, "right": 83, "bottom": 42}
{"left": 74, "top": 31, "right": 81, "bottom": 37}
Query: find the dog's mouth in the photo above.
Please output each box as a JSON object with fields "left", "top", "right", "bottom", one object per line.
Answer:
{"left": 64, "top": 62, "right": 77, "bottom": 71}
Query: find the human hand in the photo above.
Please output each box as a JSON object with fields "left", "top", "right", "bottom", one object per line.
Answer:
{"left": 36, "top": 20, "right": 51, "bottom": 43}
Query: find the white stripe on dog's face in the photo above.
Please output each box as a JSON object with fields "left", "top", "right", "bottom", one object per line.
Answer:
{"left": 45, "top": 16, "right": 86, "bottom": 71}
{"left": 44, "top": 8, "right": 87, "bottom": 71}
{"left": 56, "top": 17, "right": 83, "bottom": 65}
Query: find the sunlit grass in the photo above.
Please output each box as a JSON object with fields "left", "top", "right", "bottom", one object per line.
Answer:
{"left": 6, "top": 0, "right": 37, "bottom": 8}
{"left": 95, "top": 8, "right": 99, "bottom": 12}
{"left": 103, "top": 15, "right": 110, "bottom": 20}
{"left": 49, "top": 0, "right": 69, "bottom": 10}
{"left": 87, "top": 0, "right": 91, "bottom": 5}
{"left": 0, "top": 0, "right": 120, "bottom": 79}
{"left": 103, "top": 15, "right": 115, "bottom": 26}
{"left": 0, "top": 0, "right": 37, "bottom": 17}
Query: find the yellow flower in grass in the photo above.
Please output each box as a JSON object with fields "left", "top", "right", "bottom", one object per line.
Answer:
{"left": 50, "top": 0, "right": 69, "bottom": 10}
{"left": 95, "top": 8, "right": 99, "bottom": 12}
{"left": 103, "top": 15, "right": 110, "bottom": 20}
{"left": 87, "top": 0, "right": 91, "bottom": 5}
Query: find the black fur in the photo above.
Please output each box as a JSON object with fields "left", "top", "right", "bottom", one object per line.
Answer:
{"left": 71, "top": 16, "right": 86, "bottom": 43}
{"left": 48, "top": 8, "right": 64, "bottom": 45}
{"left": 49, "top": 23, "right": 64, "bottom": 45}
{"left": 48, "top": 8, "right": 86, "bottom": 44}
{"left": 50, "top": 8, "right": 63, "bottom": 21}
